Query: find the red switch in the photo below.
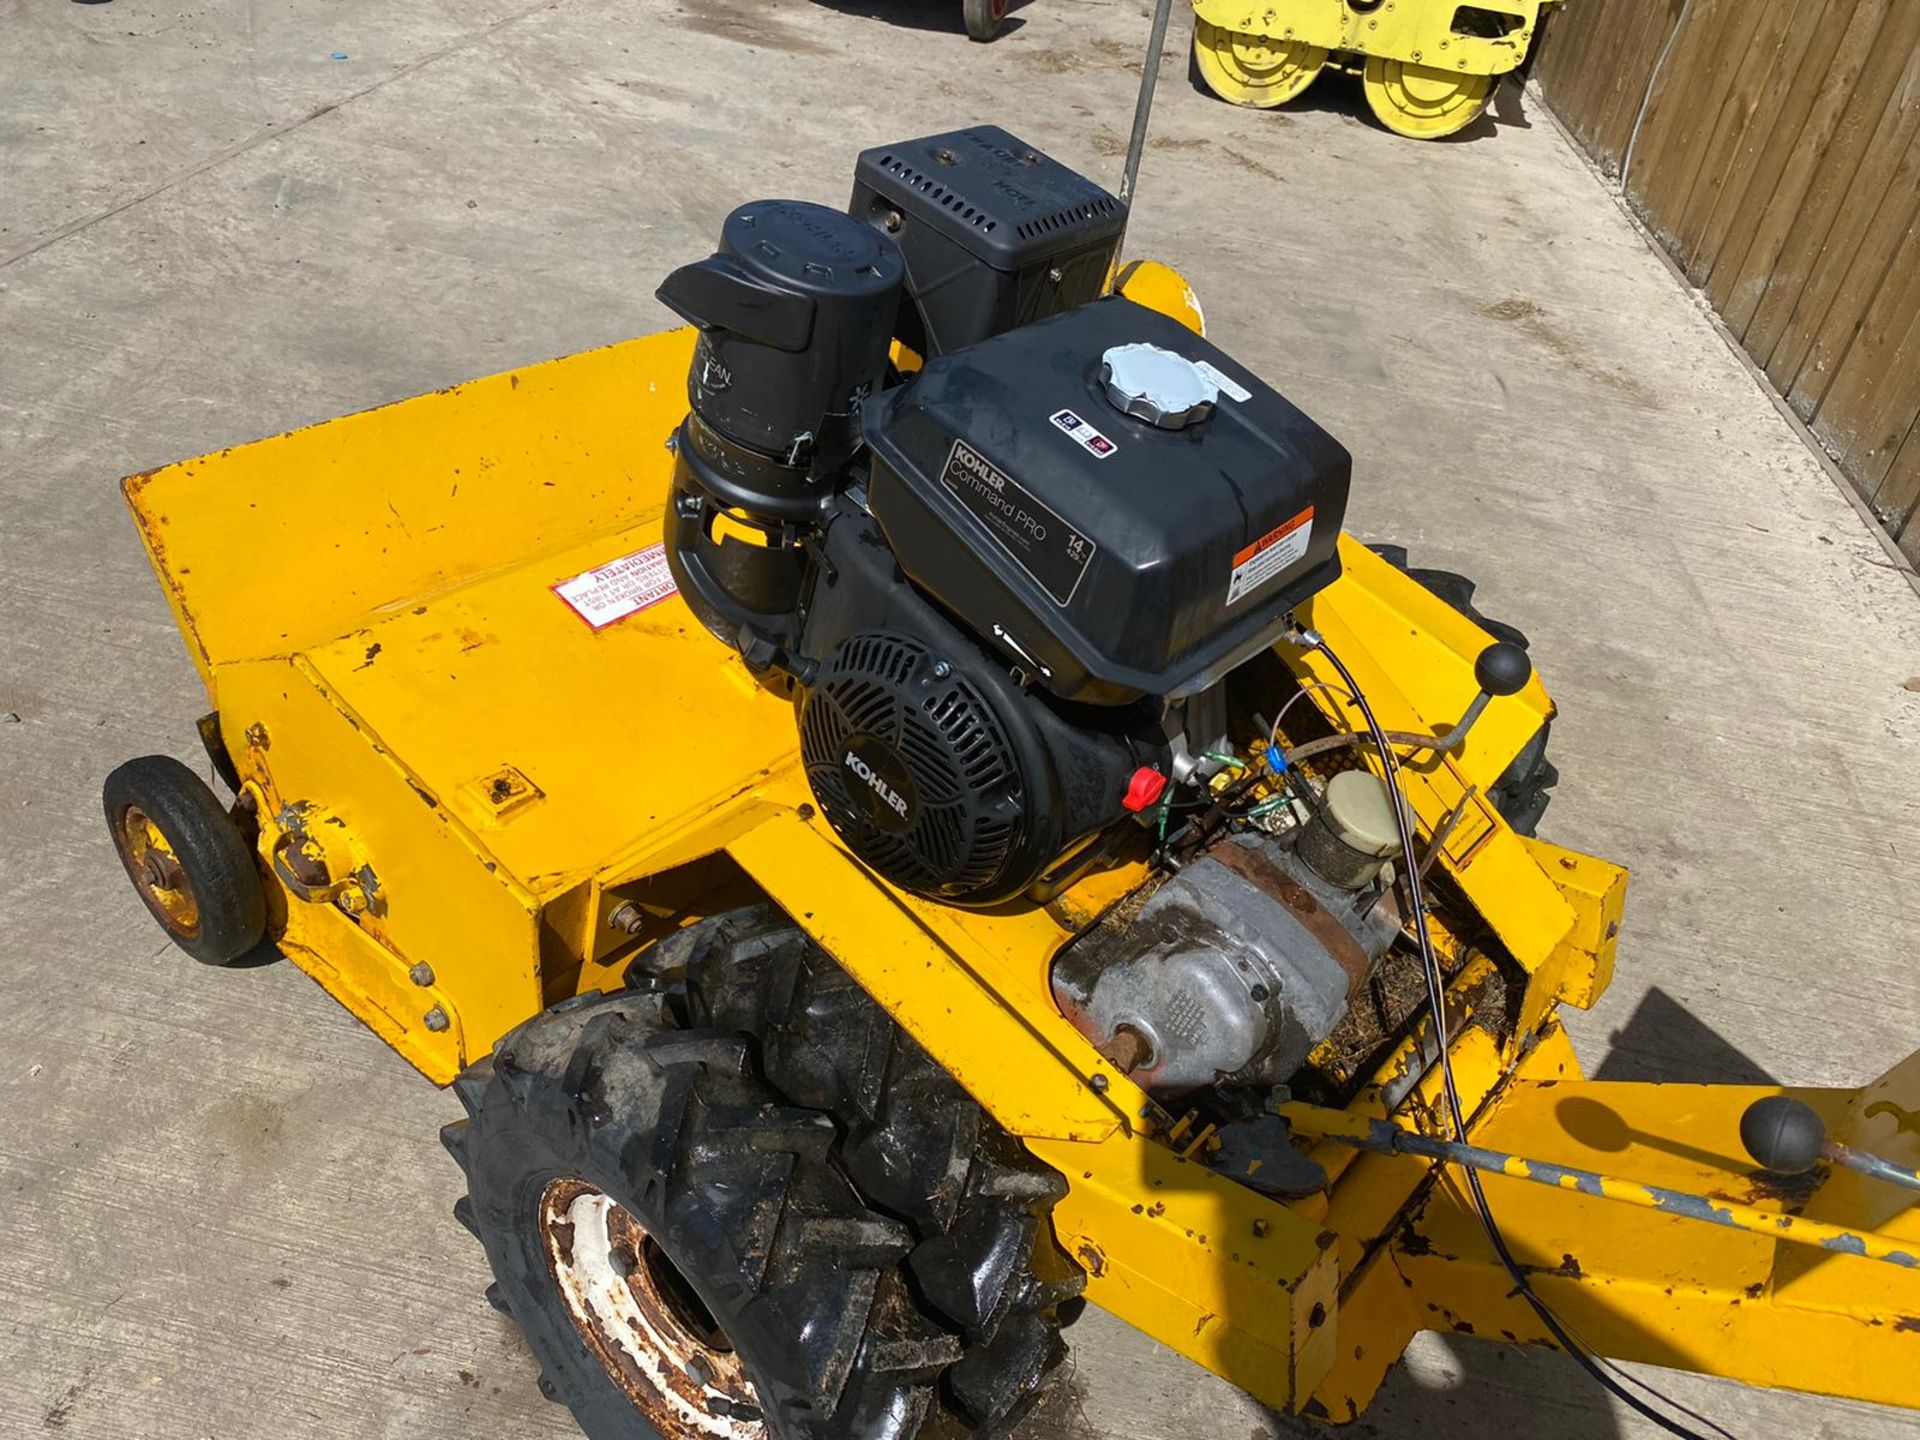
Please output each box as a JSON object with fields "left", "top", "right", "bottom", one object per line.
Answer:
{"left": 1122, "top": 766, "right": 1168, "bottom": 813}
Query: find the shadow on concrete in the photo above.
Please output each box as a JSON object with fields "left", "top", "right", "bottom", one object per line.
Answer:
{"left": 1591, "top": 986, "right": 1779, "bottom": 1086}
{"left": 810, "top": 0, "right": 1032, "bottom": 40}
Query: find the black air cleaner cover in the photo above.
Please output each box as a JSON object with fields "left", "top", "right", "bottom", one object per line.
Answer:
{"left": 861, "top": 298, "right": 1351, "bottom": 705}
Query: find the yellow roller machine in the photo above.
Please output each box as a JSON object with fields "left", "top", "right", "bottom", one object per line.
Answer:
{"left": 105, "top": 116, "right": 1919, "bottom": 1440}
{"left": 1192, "top": 0, "right": 1560, "bottom": 138}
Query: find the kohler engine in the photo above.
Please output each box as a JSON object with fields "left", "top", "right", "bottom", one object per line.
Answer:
{"left": 660, "top": 126, "right": 1414, "bottom": 1102}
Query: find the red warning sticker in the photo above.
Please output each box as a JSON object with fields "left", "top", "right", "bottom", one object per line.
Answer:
{"left": 1227, "top": 507, "right": 1314, "bottom": 606}
{"left": 553, "top": 543, "right": 679, "bottom": 630}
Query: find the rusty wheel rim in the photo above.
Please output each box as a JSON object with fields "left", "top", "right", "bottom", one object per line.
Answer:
{"left": 118, "top": 805, "right": 200, "bottom": 935}
{"left": 539, "top": 1177, "right": 766, "bottom": 1438}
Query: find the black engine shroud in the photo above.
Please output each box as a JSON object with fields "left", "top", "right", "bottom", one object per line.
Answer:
{"left": 658, "top": 127, "right": 1351, "bottom": 905}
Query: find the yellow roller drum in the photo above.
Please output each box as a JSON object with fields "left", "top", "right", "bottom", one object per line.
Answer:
{"left": 1362, "top": 56, "right": 1492, "bottom": 139}
{"left": 1192, "top": 19, "right": 1326, "bottom": 109}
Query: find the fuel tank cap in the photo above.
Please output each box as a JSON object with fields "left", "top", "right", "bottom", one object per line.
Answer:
{"left": 1100, "top": 342, "right": 1219, "bottom": 429}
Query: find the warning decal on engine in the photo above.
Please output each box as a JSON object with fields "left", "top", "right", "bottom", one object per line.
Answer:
{"left": 1048, "top": 408, "right": 1118, "bottom": 459}
{"left": 1226, "top": 507, "right": 1314, "bottom": 606}
{"left": 940, "top": 439, "right": 1096, "bottom": 607}
{"left": 553, "top": 542, "right": 679, "bottom": 630}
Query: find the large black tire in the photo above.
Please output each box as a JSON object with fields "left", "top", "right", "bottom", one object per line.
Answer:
{"left": 447, "top": 991, "right": 959, "bottom": 1439}
{"left": 103, "top": 754, "right": 266, "bottom": 965}
{"left": 446, "top": 911, "right": 1081, "bottom": 1440}
{"left": 1369, "top": 546, "right": 1560, "bottom": 836}
{"left": 671, "top": 908, "right": 1082, "bottom": 1430}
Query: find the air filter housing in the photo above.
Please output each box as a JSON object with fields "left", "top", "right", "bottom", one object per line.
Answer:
{"left": 850, "top": 126, "right": 1127, "bottom": 356}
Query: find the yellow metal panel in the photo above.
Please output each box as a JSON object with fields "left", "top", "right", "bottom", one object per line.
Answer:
{"left": 1304, "top": 1022, "right": 1583, "bottom": 1416}
{"left": 124, "top": 327, "right": 698, "bottom": 684}
{"left": 297, "top": 515, "right": 798, "bottom": 897}
{"left": 1192, "top": 0, "right": 1546, "bottom": 76}
{"left": 1774, "top": 1050, "right": 1920, "bottom": 1315}
{"left": 1115, "top": 259, "right": 1208, "bottom": 336}
{"left": 215, "top": 654, "right": 545, "bottom": 1079}
{"left": 727, "top": 805, "right": 1129, "bottom": 1142}
{"left": 1387, "top": 1068, "right": 1920, "bottom": 1408}
{"left": 1514, "top": 833, "right": 1628, "bottom": 1031}
{"left": 1029, "top": 1128, "right": 1341, "bottom": 1414}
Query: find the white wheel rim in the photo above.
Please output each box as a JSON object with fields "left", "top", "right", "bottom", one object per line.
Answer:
{"left": 540, "top": 1178, "right": 767, "bottom": 1439}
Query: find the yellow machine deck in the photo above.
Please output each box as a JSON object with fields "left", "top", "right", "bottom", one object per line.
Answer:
{"left": 106, "top": 118, "right": 1920, "bottom": 1440}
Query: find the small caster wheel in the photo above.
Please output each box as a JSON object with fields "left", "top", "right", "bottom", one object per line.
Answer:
{"left": 963, "top": 0, "right": 1008, "bottom": 42}
{"left": 104, "top": 754, "right": 266, "bottom": 965}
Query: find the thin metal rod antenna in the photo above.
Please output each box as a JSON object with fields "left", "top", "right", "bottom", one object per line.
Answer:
{"left": 1120, "top": 0, "right": 1178, "bottom": 209}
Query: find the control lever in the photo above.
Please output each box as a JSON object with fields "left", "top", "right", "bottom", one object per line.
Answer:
{"left": 1427, "top": 641, "right": 1532, "bottom": 754}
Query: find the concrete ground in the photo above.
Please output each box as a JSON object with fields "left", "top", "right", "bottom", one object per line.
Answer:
{"left": 4, "top": 0, "right": 1918, "bottom": 1436}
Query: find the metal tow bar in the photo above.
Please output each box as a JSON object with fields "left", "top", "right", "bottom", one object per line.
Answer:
{"left": 1280, "top": 1099, "right": 1920, "bottom": 1269}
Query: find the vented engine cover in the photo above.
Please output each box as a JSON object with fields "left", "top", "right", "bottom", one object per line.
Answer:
{"left": 799, "top": 633, "right": 1025, "bottom": 900}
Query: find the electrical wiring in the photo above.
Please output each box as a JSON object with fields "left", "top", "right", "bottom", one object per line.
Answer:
{"left": 1303, "top": 630, "right": 1737, "bottom": 1440}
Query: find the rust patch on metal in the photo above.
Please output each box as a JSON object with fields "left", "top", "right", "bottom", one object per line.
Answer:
{"left": 1209, "top": 839, "right": 1371, "bottom": 990}
{"left": 1100, "top": 1025, "right": 1153, "bottom": 1075}
{"left": 1075, "top": 1242, "right": 1108, "bottom": 1279}
{"left": 1894, "top": 1315, "right": 1920, "bottom": 1333}
{"left": 1741, "top": 1164, "right": 1826, "bottom": 1207}
{"left": 1522, "top": 1252, "right": 1584, "bottom": 1280}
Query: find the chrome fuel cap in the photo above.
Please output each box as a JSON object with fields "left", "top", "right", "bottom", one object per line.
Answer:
{"left": 1099, "top": 342, "right": 1219, "bottom": 429}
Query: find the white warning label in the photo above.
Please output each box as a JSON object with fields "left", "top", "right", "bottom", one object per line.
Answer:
{"left": 1226, "top": 507, "right": 1314, "bottom": 606}
{"left": 553, "top": 543, "right": 678, "bottom": 630}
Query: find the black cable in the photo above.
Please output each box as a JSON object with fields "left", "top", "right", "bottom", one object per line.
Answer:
{"left": 1307, "top": 632, "right": 1736, "bottom": 1440}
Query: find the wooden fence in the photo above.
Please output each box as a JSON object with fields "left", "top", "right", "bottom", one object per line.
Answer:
{"left": 1531, "top": 0, "right": 1920, "bottom": 563}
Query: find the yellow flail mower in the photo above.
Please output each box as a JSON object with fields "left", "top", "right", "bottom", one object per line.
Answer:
{"left": 107, "top": 119, "right": 1919, "bottom": 1440}
{"left": 1192, "top": 0, "right": 1558, "bottom": 138}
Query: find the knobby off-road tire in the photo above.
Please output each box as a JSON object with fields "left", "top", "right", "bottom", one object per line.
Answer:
{"left": 674, "top": 908, "right": 1083, "bottom": 1429}
{"left": 1370, "top": 545, "right": 1560, "bottom": 836}
{"left": 444, "top": 909, "right": 1081, "bottom": 1439}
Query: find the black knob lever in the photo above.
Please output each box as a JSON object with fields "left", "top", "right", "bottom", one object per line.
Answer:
{"left": 1475, "top": 640, "right": 1533, "bottom": 698}
{"left": 1427, "top": 641, "right": 1534, "bottom": 753}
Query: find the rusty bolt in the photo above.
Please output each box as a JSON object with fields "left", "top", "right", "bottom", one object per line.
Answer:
{"left": 424, "top": 1006, "right": 450, "bottom": 1033}
{"left": 408, "top": 962, "right": 435, "bottom": 988}
{"left": 795, "top": 803, "right": 815, "bottom": 822}
{"left": 608, "top": 902, "right": 647, "bottom": 934}
{"left": 685, "top": 1355, "right": 715, "bottom": 1389}
{"left": 489, "top": 776, "right": 514, "bottom": 803}
{"left": 1253, "top": 1218, "right": 1271, "bottom": 1238}
{"left": 1101, "top": 1025, "right": 1153, "bottom": 1075}
{"left": 245, "top": 722, "right": 270, "bottom": 750}
{"left": 1089, "top": 1073, "right": 1110, "bottom": 1094}
{"left": 884, "top": 210, "right": 903, "bottom": 233}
